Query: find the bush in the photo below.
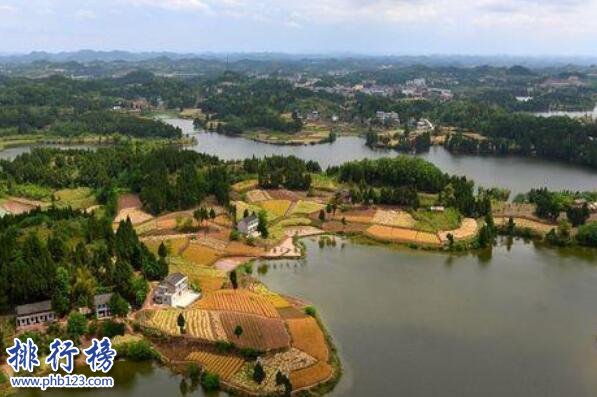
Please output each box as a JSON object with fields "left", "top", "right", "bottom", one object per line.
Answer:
{"left": 102, "top": 321, "right": 125, "bottom": 338}
{"left": 116, "top": 340, "right": 159, "bottom": 361}
{"left": 201, "top": 372, "right": 220, "bottom": 391}
{"left": 576, "top": 222, "right": 597, "bottom": 247}
{"left": 305, "top": 306, "right": 317, "bottom": 317}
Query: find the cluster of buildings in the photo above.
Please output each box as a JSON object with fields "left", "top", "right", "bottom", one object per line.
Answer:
{"left": 16, "top": 293, "right": 115, "bottom": 330}
{"left": 16, "top": 271, "right": 201, "bottom": 330}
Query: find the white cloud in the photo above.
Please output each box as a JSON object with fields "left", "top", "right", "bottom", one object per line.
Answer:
{"left": 0, "top": 4, "right": 16, "bottom": 12}
{"left": 74, "top": 9, "right": 96, "bottom": 19}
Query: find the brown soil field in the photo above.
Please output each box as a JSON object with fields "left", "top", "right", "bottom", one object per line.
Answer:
{"left": 197, "top": 290, "right": 280, "bottom": 318}
{"left": 494, "top": 217, "right": 555, "bottom": 234}
{"left": 220, "top": 312, "right": 290, "bottom": 351}
{"left": 246, "top": 189, "right": 272, "bottom": 203}
{"left": 117, "top": 193, "right": 142, "bottom": 211}
{"left": 438, "top": 218, "right": 479, "bottom": 242}
{"left": 332, "top": 207, "right": 376, "bottom": 224}
{"left": 185, "top": 351, "right": 245, "bottom": 380}
{"left": 224, "top": 241, "right": 265, "bottom": 257}
{"left": 321, "top": 221, "right": 368, "bottom": 234}
{"left": 114, "top": 208, "right": 154, "bottom": 225}
{"left": 213, "top": 214, "right": 233, "bottom": 227}
{"left": 290, "top": 361, "right": 333, "bottom": 390}
{"left": 286, "top": 317, "right": 329, "bottom": 361}
{"left": 277, "top": 307, "right": 308, "bottom": 320}
{"left": 365, "top": 224, "right": 441, "bottom": 246}
{"left": 267, "top": 189, "right": 300, "bottom": 201}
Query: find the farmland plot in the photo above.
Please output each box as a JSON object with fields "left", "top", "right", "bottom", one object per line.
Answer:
{"left": 372, "top": 209, "right": 416, "bottom": 228}
{"left": 246, "top": 189, "right": 272, "bottom": 203}
{"left": 290, "top": 361, "right": 333, "bottom": 390}
{"left": 186, "top": 351, "right": 245, "bottom": 380}
{"left": 365, "top": 224, "right": 441, "bottom": 246}
{"left": 287, "top": 317, "right": 329, "bottom": 361}
{"left": 197, "top": 290, "right": 279, "bottom": 318}
{"left": 220, "top": 312, "right": 290, "bottom": 351}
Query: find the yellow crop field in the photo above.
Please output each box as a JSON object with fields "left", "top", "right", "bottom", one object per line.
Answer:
{"left": 168, "top": 257, "right": 226, "bottom": 292}
{"left": 494, "top": 217, "right": 554, "bottom": 234}
{"left": 248, "top": 283, "right": 291, "bottom": 309}
{"left": 291, "top": 200, "right": 325, "bottom": 215}
{"left": 197, "top": 290, "right": 279, "bottom": 318}
{"left": 259, "top": 200, "right": 292, "bottom": 219}
{"left": 186, "top": 351, "right": 245, "bottom": 380}
{"left": 365, "top": 224, "right": 441, "bottom": 246}
{"left": 148, "top": 309, "right": 180, "bottom": 334}
{"left": 181, "top": 244, "right": 221, "bottom": 266}
{"left": 185, "top": 310, "right": 227, "bottom": 341}
{"left": 235, "top": 201, "right": 264, "bottom": 221}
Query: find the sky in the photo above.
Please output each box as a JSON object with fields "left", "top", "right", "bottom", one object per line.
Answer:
{"left": 0, "top": 0, "right": 596, "bottom": 55}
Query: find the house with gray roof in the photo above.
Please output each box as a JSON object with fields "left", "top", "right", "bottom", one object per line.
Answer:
{"left": 15, "top": 300, "right": 56, "bottom": 329}
{"left": 154, "top": 272, "right": 199, "bottom": 308}
{"left": 93, "top": 293, "right": 114, "bottom": 318}
{"left": 236, "top": 214, "right": 258, "bottom": 235}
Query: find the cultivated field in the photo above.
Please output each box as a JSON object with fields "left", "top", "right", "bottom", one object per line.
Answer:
{"left": 185, "top": 351, "right": 245, "bottom": 380}
{"left": 220, "top": 312, "right": 290, "bottom": 351}
{"left": 246, "top": 189, "right": 272, "bottom": 203}
{"left": 365, "top": 224, "right": 441, "bottom": 246}
{"left": 147, "top": 309, "right": 227, "bottom": 341}
{"left": 291, "top": 200, "right": 325, "bottom": 215}
{"left": 117, "top": 193, "right": 142, "bottom": 211}
{"left": 438, "top": 218, "right": 479, "bottom": 242}
{"left": 197, "top": 290, "right": 280, "bottom": 318}
{"left": 114, "top": 207, "right": 154, "bottom": 225}
{"left": 231, "top": 179, "right": 259, "bottom": 193}
{"left": 181, "top": 243, "right": 221, "bottom": 266}
{"left": 259, "top": 200, "right": 292, "bottom": 218}
{"left": 333, "top": 208, "right": 376, "bottom": 224}
{"left": 53, "top": 187, "right": 96, "bottom": 210}
{"left": 247, "top": 282, "right": 291, "bottom": 309}
{"left": 372, "top": 209, "right": 416, "bottom": 228}
{"left": 286, "top": 317, "right": 329, "bottom": 361}
{"left": 290, "top": 361, "right": 333, "bottom": 390}
{"left": 494, "top": 216, "right": 555, "bottom": 234}
{"left": 0, "top": 198, "right": 40, "bottom": 214}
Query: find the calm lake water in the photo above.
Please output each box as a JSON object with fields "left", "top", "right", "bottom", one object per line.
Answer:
{"left": 256, "top": 238, "right": 597, "bottom": 397}
{"left": 164, "top": 117, "right": 597, "bottom": 197}
{"left": 16, "top": 239, "right": 597, "bottom": 397}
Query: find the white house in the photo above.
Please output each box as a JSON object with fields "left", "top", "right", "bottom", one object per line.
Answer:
{"left": 154, "top": 273, "right": 200, "bottom": 308}
{"left": 237, "top": 214, "right": 258, "bottom": 235}
{"left": 15, "top": 300, "right": 56, "bottom": 329}
{"left": 93, "top": 293, "right": 113, "bottom": 318}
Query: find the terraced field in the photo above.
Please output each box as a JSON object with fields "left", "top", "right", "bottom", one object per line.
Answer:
{"left": 148, "top": 309, "right": 227, "bottom": 341}
{"left": 372, "top": 209, "right": 416, "bottom": 228}
{"left": 247, "top": 283, "right": 291, "bottom": 309}
{"left": 259, "top": 200, "right": 292, "bottom": 219}
{"left": 186, "top": 351, "right": 245, "bottom": 380}
{"left": 246, "top": 189, "right": 272, "bottom": 202}
{"left": 181, "top": 243, "right": 221, "bottom": 266}
{"left": 197, "top": 290, "right": 279, "bottom": 318}
{"left": 220, "top": 312, "right": 290, "bottom": 351}
{"left": 291, "top": 200, "right": 325, "bottom": 215}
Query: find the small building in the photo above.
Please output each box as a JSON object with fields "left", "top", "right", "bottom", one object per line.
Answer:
{"left": 154, "top": 273, "right": 199, "bottom": 308}
{"left": 430, "top": 206, "right": 445, "bottom": 212}
{"left": 15, "top": 300, "right": 55, "bottom": 329}
{"left": 93, "top": 293, "right": 113, "bottom": 318}
{"left": 237, "top": 214, "right": 258, "bottom": 235}
{"left": 376, "top": 111, "right": 400, "bottom": 125}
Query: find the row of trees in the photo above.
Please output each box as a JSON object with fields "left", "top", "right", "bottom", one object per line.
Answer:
{"left": 0, "top": 207, "right": 161, "bottom": 314}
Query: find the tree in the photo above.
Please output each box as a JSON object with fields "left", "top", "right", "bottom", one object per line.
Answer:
{"left": 253, "top": 361, "right": 266, "bottom": 384}
{"left": 229, "top": 270, "right": 238, "bottom": 289}
{"left": 158, "top": 242, "right": 168, "bottom": 258}
{"left": 234, "top": 325, "right": 243, "bottom": 338}
{"left": 72, "top": 267, "right": 97, "bottom": 308}
{"left": 257, "top": 211, "right": 268, "bottom": 238}
{"left": 209, "top": 208, "right": 216, "bottom": 220}
{"left": 52, "top": 266, "right": 71, "bottom": 316}
{"left": 131, "top": 275, "right": 149, "bottom": 308}
{"left": 318, "top": 209, "right": 326, "bottom": 222}
{"left": 108, "top": 293, "right": 129, "bottom": 318}
{"left": 67, "top": 311, "right": 87, "bottom": 341}
{"left": 276, "top": 371, "right": 293, "bottom": 396}
{"left": 243, "top": 208, "right": 250, "bottom": 218}
{"left": 566, "top": 204, "right": 590, "bottom": 227}
{"left": 177, "top": 313, "right": 186, "bottom": 334}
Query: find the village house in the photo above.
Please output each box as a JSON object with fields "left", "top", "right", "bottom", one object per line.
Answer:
{"left": 94, "top": 293, "right": 113, "bottom": 318}
{"left": 15, "top": 300, "right": 56, "bottom": 329}
{"left": 376, "top": 111, "right": 400, "bottom": 125}
{"left": 154, "top": 273, "right": 200, "bottom": 308}
{"left": 237, "top": 214, "right": 259, "bottom": 235}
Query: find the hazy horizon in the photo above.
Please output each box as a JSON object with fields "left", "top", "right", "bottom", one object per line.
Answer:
{"left": 1, "top": 0, "right": 596, "bottom": 56}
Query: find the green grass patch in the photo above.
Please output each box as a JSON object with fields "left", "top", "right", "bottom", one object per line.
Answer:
{"left": 54, "top": 187, "right": 97, "bottom": 210}
{"left": 6, "top": 183, "right": 53, "bottom": 201}
{"left": 412, "top": 207, "right": 461, "bottom": 233}
{"left": 269, "top": 217, "right": 312, "bottom": 240}
{"left": 311, "top": 174, "right": 338, "bottom": 192}
{"left": 291, "top": 200, "right": 325, "bottom": 215}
